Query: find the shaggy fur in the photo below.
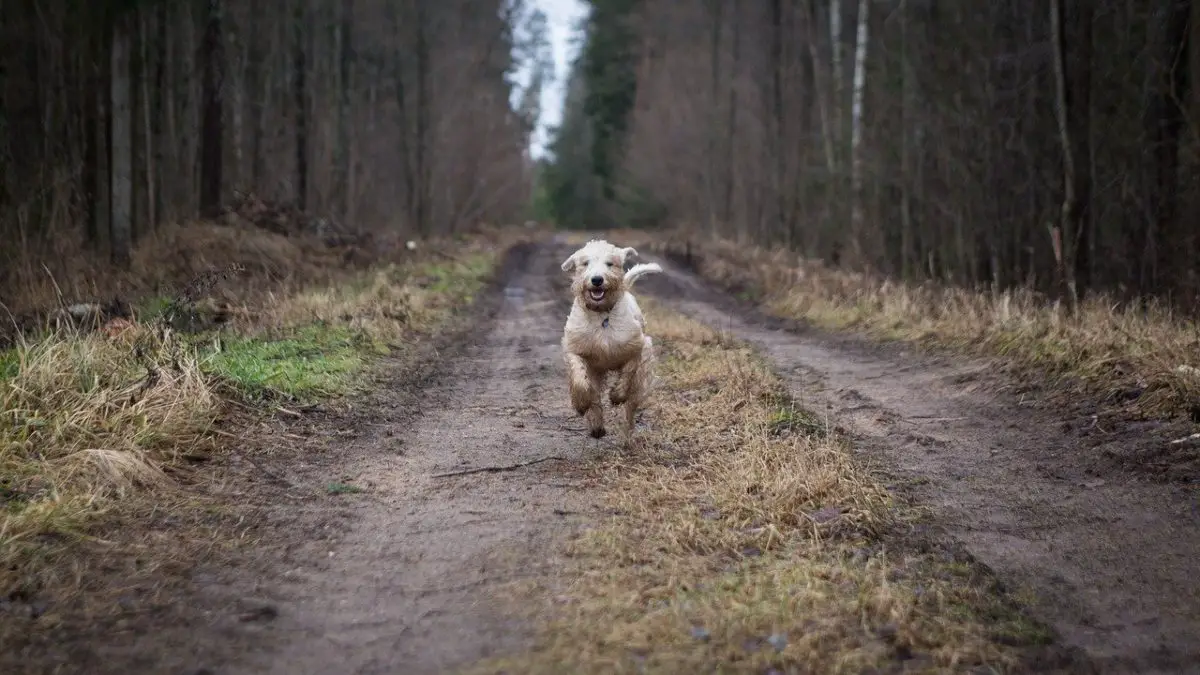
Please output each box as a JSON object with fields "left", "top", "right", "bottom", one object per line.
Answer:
{"left": 560, "top": 239, "right": 663, "bottom": 442}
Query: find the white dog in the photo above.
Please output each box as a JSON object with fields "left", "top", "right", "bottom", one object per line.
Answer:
{"left": 560, "top": 239, "right": 663, "bottom": 441}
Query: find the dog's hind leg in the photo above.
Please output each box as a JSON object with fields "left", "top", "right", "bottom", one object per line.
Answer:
{"left": 612, "top": 335, "right": 656, "bottom": 406}
{"left": 620, "top": 337, "right": 656, "bottom": 444}
{"left": 610, "top": 361, "right": 636, "bottom": 406}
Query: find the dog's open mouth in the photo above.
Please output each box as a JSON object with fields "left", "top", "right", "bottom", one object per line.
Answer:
{"left": 587, "top": 289, "right": 606, "bottom": 303}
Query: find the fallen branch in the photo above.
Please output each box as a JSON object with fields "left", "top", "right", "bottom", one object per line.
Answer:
{"left": 431, "top": 249, "right": 466, "bottom": 264}
{"left": 432, "top": 456, "right": 567, "bottom": 478}
{"left": 232, "top": 452, "right": 299, "bottom": 488}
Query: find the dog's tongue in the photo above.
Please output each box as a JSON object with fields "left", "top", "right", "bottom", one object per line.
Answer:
{"left": 589, "top": 289, "right": 605, "bottom": 301}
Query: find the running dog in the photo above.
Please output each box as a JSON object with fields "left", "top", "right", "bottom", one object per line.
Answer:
{"left": 560, "top": 239, "right": 663, "bottom": 442}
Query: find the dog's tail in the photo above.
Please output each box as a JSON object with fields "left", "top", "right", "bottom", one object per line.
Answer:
{"left": 624, "top": 262, "right": 663, "bottom": 287}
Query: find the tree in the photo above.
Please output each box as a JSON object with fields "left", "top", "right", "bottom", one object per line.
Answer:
{"left": 516, "top": 9, "right": 555, "bottom": 144}
{"left": 847, "top": 0, "right": 870, "bottom": 267}
{"left": 292, "top": 0, "right": 308, "bottom": 210}
{"left": 110, "top": 10, "right": 133, "bottom": 267}
{"left": 1050, "top": 0, "right": 1094, "bottom": 306}
{"left": 1139, "top": 0, "right": 1191, "bottom": 294}
{"left": 199, "top": 0, "right": 224, "bottom": 219}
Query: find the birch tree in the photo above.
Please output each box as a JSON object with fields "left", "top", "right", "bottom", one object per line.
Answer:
{"left": 847, "top": 0, "right": 870, "bottom": 266}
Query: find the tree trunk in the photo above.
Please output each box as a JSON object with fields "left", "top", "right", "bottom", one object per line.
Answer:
{"left": 706, "top": 0, "right": 723, "bottom": 237}
{"left": 131, "top": 11, "right": 146, "bottom": 240}
{"left": 1050, "top": 0, "right": 1094, "bottom": 307}
{"left": 769, "top": 0, "right": 790, "bottom": 246}
{"left": 1141, "top": 0, "right": 1191, "bottom": 294}
{"left": 153, "top": 2, "right": 168, "bottom": 226}
{"left": 229, "top": 11, "right": 243, "bottom": 191}
{"left": 109, "top": 13, "right": 133, "bottom": 267}
{"left": 414, "top": 1, "right": 431, "bottom": 235}
{"left": 199, "top": 0, "right": 224, "bottom": 219}
{"left": 829, "top": 0, "right": 843, "bottom": 152}
{"left": 161, "top": 2, "right": 178, "bottom": 217}
{"left": 386, "top": 2, "right": 414, "bottom": 231}
{"left": 247, "top": 0, "right": 267, "bottom": 189}
{"left": 847, "top": 0, "right": 870, "bottom": 267}
{"left": 802, "top": 0, "right": 837, "bottom": 255}
{"left": 899, "top": 0, "right": 914, "bottom": 280}
{"left": 84, "top": 30, "right": 104, "bottom": 247}
{"left": 724, "top": 0, "right": 740, "bottom": 236}
{"left": 337, "top": 0, "right": 355, "bottom": 223}
{"left": 139, "top": 6, "right": 156, "bottom": 232}
{"left": 293, "top": 0, "right": 308, "bottom": 210}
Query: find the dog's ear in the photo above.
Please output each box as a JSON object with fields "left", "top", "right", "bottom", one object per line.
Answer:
{"left": 620, "top": 247, "right": 639, "bottom": 262}
{"left": 561, "top": 253, "right": 580, "bottom": 273}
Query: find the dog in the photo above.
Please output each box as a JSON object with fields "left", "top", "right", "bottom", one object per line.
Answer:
{"left": 560, "top": 239, "right": 663, "bottom": 442}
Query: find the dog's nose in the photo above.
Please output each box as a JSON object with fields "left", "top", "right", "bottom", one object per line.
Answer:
{"left": 590, "top": 276, "right": 604, "bottom": 287}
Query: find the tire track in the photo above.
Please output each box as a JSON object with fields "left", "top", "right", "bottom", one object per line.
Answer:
{"left": 636, "top": 254, "right": 1200, "bottom": 675}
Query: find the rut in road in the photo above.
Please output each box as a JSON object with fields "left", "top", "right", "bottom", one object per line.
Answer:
{"left": 221, "top": 240, "right": 609, "bottom": 675}
{"left": 636, "top": 255, "right": 1200, "bottom": 675}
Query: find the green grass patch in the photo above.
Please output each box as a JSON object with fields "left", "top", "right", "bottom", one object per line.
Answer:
{"left": 0, "top": 348, "right": 18, "bottom": 380}
{"left": 134, "top": 294, "right": 175, "bottom": 322}
{"left": 199, "top": 250, "right": 499, "bottom": 402}
{"left": 201, "top": 324, "right": 374, "bottom": 401}
{"left": 326, "top": 482, "right": 365, "bottom": 495}
{"left": 768, "top": 405, "right": 826, "bottom": 438}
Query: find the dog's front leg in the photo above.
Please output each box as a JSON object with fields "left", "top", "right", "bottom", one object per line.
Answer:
{"left": 565, "top": 353, "right": 607, "bottom": 438}
{"left": 565, "top": 353, "right": 595, "bottom": 414}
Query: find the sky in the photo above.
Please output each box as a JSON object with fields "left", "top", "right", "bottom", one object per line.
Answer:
{"left": 514, "top": 0, "right": 590, "bottom": 160}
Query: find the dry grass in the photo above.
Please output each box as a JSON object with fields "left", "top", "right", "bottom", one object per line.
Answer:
{"left": 252, "top": 250, "right": 497, "bottom": 344}
{"left": 0, "top": 323, "right": 221, "bottom": 600}
{"left": 2, "top": 221, "right": 348, "bottom": 320}
{"left": 605, "top": 228, "right": 1200, "bottom": 421}
{"left": 0, "top": 225, "right": 523, "bottom": 606}
{"left": 469, "top": 299, "right": 1049, "bottom": 674}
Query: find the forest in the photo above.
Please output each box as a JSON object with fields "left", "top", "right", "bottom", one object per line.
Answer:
{"left": 541, "top": 0, "right": 1197, "bottom": 307}
{"left": 0, "top": 0, "right": 550, "bottom": 308}
{"left": 4, "top": 1, "right": 1198, "bottom": 307}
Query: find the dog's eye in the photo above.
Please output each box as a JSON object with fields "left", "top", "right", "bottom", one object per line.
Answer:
{"left": 606, "top": 262, "right": 614, "bottom": 268}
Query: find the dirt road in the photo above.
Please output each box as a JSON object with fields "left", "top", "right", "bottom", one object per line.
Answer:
{"left": 636, "top": 254, "right": 1200, "bottom": 675}
{"left": 29, "top": 236, "right": 1200, "bottom": 674}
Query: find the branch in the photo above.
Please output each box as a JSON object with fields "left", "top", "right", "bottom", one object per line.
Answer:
{"left": 432, "top": 456, "right": 566, "bottom": 478}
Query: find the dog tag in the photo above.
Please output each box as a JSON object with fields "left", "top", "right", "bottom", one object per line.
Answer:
{"left": 602, "top": 317, "right": 610, "bottom": 328}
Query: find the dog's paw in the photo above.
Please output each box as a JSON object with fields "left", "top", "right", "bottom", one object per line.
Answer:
{"left": 590, "top": 427, "right": 607, "bottom": 439}
{"left": 609, "top": 388, "right": 627, "bottom": 406}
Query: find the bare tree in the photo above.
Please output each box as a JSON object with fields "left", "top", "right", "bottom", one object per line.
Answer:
{"left": 199, "top": 0, "right": 224, "bottom": 219}
{"left": 110, "top": 11, "right": 133, "bottom": 267}
{"left": 847, "top": 0, "right": 870, "bottom": 266}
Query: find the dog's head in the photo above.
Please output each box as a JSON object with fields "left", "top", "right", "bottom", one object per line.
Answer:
{"left": 560, "top": 239, "right": 639, "bottom": 312}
